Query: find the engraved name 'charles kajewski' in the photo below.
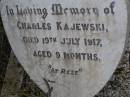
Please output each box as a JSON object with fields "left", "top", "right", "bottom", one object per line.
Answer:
{"left": 0, "top": 0, "right": 129, "bottom": 97}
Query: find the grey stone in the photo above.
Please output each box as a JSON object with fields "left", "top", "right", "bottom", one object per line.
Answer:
{"left": 0, "top": 0, "right": 129, "bottom": 97}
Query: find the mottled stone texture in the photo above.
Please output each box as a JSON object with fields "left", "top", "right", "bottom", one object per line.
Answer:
{"left": 0, "top": 5, "right": 130, "bottom": 97}
{"left": 95, "top": 48, "right": 130, "bottom": 97}
{"left": 0, "top": 16, "right": 130, "bottom": 97}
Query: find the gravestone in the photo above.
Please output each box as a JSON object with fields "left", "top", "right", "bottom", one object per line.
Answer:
{"left": 0, "top": 0, "right": 129, "bottom": 97}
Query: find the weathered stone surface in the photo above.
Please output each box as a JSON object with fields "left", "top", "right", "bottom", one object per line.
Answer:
{"left": 0, "top": 0, "right": 129, "bottom": 97}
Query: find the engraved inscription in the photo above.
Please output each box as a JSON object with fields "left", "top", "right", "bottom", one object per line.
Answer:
{"left": 0, "top": 0, "right": 128, "bottom": 97}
